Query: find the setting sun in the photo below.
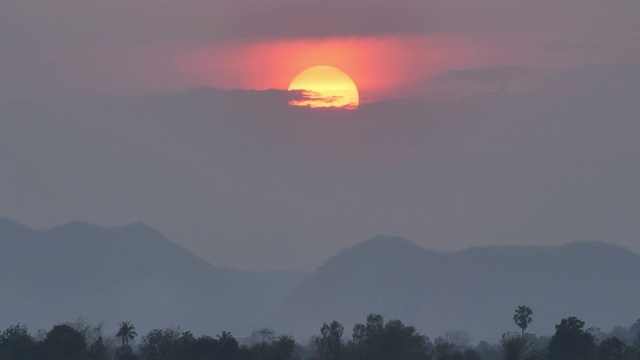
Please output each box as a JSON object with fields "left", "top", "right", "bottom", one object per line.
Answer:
{"left": 288, "top": 66, "right": 359, "bottom": 109}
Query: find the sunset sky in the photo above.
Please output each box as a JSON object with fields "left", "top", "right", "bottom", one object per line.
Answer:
{"left": 2, "top": 0, "right": 640, "bottom": 270}
{"left": 3, "top": 0, "right": 638, "bottom": 100}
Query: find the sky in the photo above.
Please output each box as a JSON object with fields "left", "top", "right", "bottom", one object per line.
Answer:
{"left": 1, "top": 0, "right": 640, "bottom": 270}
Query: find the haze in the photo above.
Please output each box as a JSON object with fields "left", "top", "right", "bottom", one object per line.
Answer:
{"left": 2, "top": 0, "right": 640, "bottom": 271}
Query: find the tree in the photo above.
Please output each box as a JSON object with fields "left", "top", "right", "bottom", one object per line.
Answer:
{"left": 350, "top": 314, "right": 428, "bottom": 360}
{"left": 462, "top": 349, "right": 482, "bottom": 360}
{"left": 433, "top": 337, "right": 461, "bottom": 360}
{"left": 598, "top": 337, "right": 629, "bottom": 360}
{"left": 117, "top": 322, "right": 138, "bottom": 346}
{"left": 186, "top": 336, "right": 218, "bottom": 360}
{"left": 216, "top": 331, "right": 239, "bottom": 360}
{"left": 381, "top": 320, "right": 429, "bottom": 360}
{"left": 0, "top": 324, "right": 36, "bottom": 360}
{"left": 88, "top": 336, "right": 108, "bottom": 360}
{"left": 43, "top": 324, "right": 87, "bottom": 360}
{"left": 547, "top": 317, "right": 596, "bottom": 360}
{"left": 500, "top": 332, "right": 528, "bottom": 360}
{"left": 315, "top": 321, "right": 345, "bottom": 360}
{"left": 351, "top": 314, "right": 385, "bottom": 360}
{"left": 349, "top": 314, "right": 428, "bottom": 360}
{"left": 444, "top": 330, "right": 472, "bottom": 351}
{"left": 66, "top": 317, "right": 104, "bottom": 348}
{"left": 270, "top": 335, "right": 296, "bottom": 360}
{"left": 115, "top": 344, "right": 139, "bottom": 360}
{"left": 139, "top": 328, "right": 181, "bottom": 360}
{"left": 513, "top": 306, "right": 533, "bottom": 337}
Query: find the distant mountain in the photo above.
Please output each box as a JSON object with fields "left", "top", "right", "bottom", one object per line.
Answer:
{"left": 3, "top": 219, "right": 639, "bottom": 342}
{"left": 278, "top": 236, "right": 640, "bottom": 341}
{"left": 0, "top": 218, "right": 308, "bottom": 335}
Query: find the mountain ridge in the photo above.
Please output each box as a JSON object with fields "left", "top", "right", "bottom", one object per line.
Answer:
{"left": 278, "top": 236, "right": 640, "bottom": 341}
{"left": 2, "top": 218, "right": 638, "bottom": 342}
{"left": 0, "top": 218, "right": 308, "bottom": 336}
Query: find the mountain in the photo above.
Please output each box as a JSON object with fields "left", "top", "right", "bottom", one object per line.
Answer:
{"left": 278, "top": 236, "right": 640, "bottom": 341}
{"left": 3, "top": 219, "right": 639, "bottom": 342}
{"left": 0, "top": 218, "right": 308, "bottom": 335}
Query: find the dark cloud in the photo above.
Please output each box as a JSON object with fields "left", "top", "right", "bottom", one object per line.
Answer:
{"left": 427, "top": 67, "right": 537, "bottom": 85}
{"left": 540, "top": 40, "right": 600, "bottom": 52}
{"left": 539, "top": 62, "right": 640, "bottom": 94}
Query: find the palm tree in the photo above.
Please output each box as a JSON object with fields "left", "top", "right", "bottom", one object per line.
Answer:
{"left": 116, "top": 321, "right": 138, "bottom": 346}
{"left": 513, "top": 305, "right": 533, "bottom": 337}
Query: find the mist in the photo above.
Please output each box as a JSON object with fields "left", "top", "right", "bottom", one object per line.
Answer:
{"left": 2, "top": 1, "right": 640, "bottom": 359}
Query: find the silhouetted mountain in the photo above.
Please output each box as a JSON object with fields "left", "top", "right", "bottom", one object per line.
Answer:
{"left": 3, "top": 219, "right": 639, "bottom": 341}
{"left": 278, "top": 236, "right": 640, "bottom": 341}
{"left": 0, "top": 218, "right": 308, "bottom": 335}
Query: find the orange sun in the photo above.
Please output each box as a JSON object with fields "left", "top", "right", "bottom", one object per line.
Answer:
{"left": 288, "top": 66, "right": 360, "bottom": 109}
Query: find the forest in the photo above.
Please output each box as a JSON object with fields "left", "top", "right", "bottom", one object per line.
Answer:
{"left": 2, "top": 306, "right": 640, "bottom": 360}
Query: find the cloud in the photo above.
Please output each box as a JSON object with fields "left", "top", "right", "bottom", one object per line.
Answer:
{"left": 540, "top": 40, "right": 600, "bottom": 52}
{"left": 427, "top": 67, "right": 537, "bottom": 85}
{"left": 535, "top": 62, "right": 640, "bottom": 95}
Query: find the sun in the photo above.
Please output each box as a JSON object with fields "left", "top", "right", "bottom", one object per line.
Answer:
{"left": 288, "top": 66, "right": 360, "bottom": 109}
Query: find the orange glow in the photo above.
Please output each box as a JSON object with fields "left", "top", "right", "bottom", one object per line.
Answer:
{"left": 173, "top": 35, "right": 476, "bottom": 101}
{"left": 288, "top": 66, "right": 359, "bottom": 109}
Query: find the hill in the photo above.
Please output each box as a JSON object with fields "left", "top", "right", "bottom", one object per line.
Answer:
{"left": 3, "top": 219, "right": 639, "bottom": 342}
{"left": 0, "top": 218, "right": 307, "bottom": 335}
{"left": 278, "top": 236, "right": 640, "bottom": 341}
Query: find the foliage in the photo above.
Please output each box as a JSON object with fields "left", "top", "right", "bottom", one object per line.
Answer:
{"left": 42, "top": 324, "right": 87, "bottom": 360}
{"left": 0, "top": 324, "right": 35, "bottom": 360}
{"left": 116, "top": 344, "right": 140, "bottom": 360}
{"left": 598, "top": 337, "right": 630, "bottom": 360}
{"left": 315, "top": 321, "right": 344, "bottom": 360}
{"left": 117, "top": 321, "right": 138, "bottom": 346}
{"left": 443, "top": 330, "right": 472, "bottom": 351}
{"left": 500, "top": 332, "right": 529, "bottom": 360}
{"left": 548, "top": 317, "right": 596, "bottom": 360}
{"left": 2, "top": 312, "right": 640, "bottom": 360}
{"left": 349, "top": 314, "right": 429, "bottom": 360}
{"left": 513, "top": 306, "right": 533, "bottom": 337}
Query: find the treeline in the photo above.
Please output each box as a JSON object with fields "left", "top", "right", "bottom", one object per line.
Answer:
{"left": 2, "top": 307, "right": 640, "bottom": 360}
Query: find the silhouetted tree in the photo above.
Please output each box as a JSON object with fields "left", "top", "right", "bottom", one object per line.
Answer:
{"left": 476, "top": 340, "right": 501, "bottom": 360}
{"left": 115, "top": 344, "right": 139, "bottom": 360}
{"left": 513, "top": 306, "right": 533, "bottom": 337}
{"left": 522, "top": 350, "right": 547, "bottom": 360}
{"left": 216, "top": 331, "right": 239, "bottom": 360}
{"left": 500, "top": 333, "right": 528, "bottom": 360}
{"left": 350, "top": 314, "right": 428, "bottom": 360}
{"left": 140, "top": 328, "right": 182, "bottom": 360}
{"left": 462, "top": 349, "right": 482, "bottom": 360}
{"left": 315, "top": 321, "right": 344, "bottom": 360}
{"left": 444, "top": 330, "right": 472, "bottom": 351}
{"left": 43, "top": 324, "right": 87, "bottom": 360}
{"left": 117, "top": 322, "right": 138, "bottom": 346}
{"left": 187, "top": 336, "right": 218, "bottom": 360}
{"left": 88, "top": 336, "right": 108, "bottom": 360}
{"left": 548, "top": 317, "right": 596, "bottom": 360}
{"left": 598, "top": 337, "right": 630, "bottom": 360}
{"left": 433, "top": 337, "right": 458, "bottom": 360}
{"left": 250, "top": 329, "right": 276, "bottom": 345}
{"left": 270, "top": 335, "right": 296, "bottom": 360}
{"left": 0, "top": 324, "right": 36, "bottom": 360}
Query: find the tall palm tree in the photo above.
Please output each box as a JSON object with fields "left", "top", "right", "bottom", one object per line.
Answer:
{"left": 513, "top": 305, "right": 533, "bottom": 337}
{"left": 116, "top": 321, "right": 138, "bottom": 346}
